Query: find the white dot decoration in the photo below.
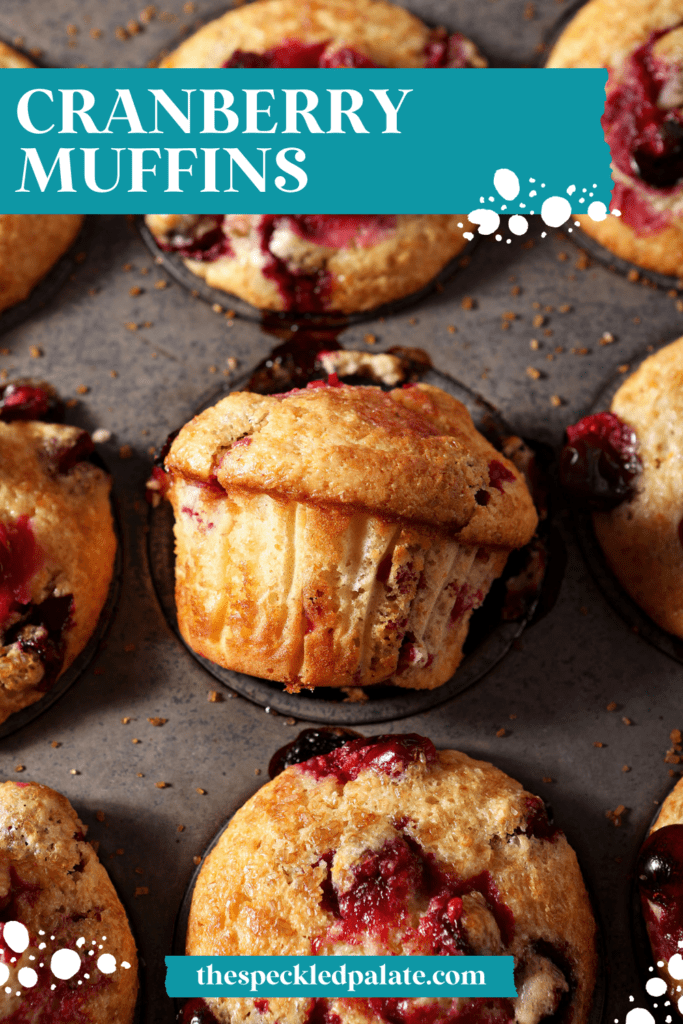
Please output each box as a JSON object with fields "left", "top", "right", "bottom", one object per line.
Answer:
{"left": 4, "top": 922, "right": 29, "bottom": 954}
{"left": 670, "top": 954, "right": 683, "bottom": 980}
{"left": 17, "top": 967, "right": 37, "bottom": 989}
{"left": 625, "top": 1009, "right": 656, "bottom": 1024}
{"left": 493, "top": 168, "right": 520, "bottom": 201}
{"left": 50, "top": 948, "right": 81, "bottom": 981}
{"left": 588, "top": 201, "right": 608, "bottom": 222}
{"left": 0, "top": 965, "right": 9, "bottom": 986}
{"left": 646, "top": 978, "right": 668, "bottom": 998}
{"left": 541, "top": 196, "right": 572, "bottom": 228}
{"left": 467, "top": 209, "right": 500, "bottom": 236}
{"left": 508, "top": 215, "right": 528, "bottom": 236}
{"left": 97, "top": 954, "right": 117, "bottom": 975}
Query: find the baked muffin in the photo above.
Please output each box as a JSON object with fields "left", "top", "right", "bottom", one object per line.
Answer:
{"left": 637, "top": 774, "right": 683, "bottom": 1010}
{"left": 548, "top": 0, "right": 683, "bottom": 279}
{"left": 0, "top": 780, "right": 138, "bottom": 1022}
{"left": 0, "top": 383, "right": 117, "bottom": 723}
{"left": 182, "top": 732, "right": 598, "bottom": 1024}
{"left": 561, "top": 336, "right": 683, "bottom": 639}
{"left": 145, "top": 0, "right": 485, "bottom": 315}
{"left": 0, "top": 44, "right": 83, "bottom": 315}
{"left": 163, "top": 380, "right": 538, "bottom": 692}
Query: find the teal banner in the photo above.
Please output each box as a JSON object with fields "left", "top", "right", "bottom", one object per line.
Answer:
{"left": 0, "top": 68, "right": 611, "bottom": 214}
{"left": 165, "top": 955, "right": 517, "bottom": 998}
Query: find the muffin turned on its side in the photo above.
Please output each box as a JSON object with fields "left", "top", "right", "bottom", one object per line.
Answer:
{"left": 164, "top": 381, "right": 537, "bottom": 693}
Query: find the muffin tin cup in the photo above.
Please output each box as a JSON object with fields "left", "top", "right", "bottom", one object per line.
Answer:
{"left": 147, "top": 363, "right": 552, "bottom": 725}
{"left": 568, "top": 345, "right": 683, "bottom": 668}
{"left": 137, "top": 217, "right": 477, "bottom": 328}
{"left": 564, "top": 224, "right": 683, "bottom": 293}
{"left": 628, "top": 785, "right": 682, "bottom": 1023}
{"left": 0, "top": 493, "right": 123, "bottom": 740}
{"left": 170, "top": 734, "right": 608, "bottom": 1024}
{"left": 0, "top": 216, "right": 89, "bottom": 337}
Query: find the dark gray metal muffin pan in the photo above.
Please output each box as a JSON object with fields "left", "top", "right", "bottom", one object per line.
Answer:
{"left": 0, "top": 1, "right": 680, "bottom": 1022}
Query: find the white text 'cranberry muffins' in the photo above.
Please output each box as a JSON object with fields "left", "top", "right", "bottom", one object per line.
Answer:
{"left": 182, "top": 732, "right": 597, "bottom": 1024}
{"left": 0, "top": 781, "right": 138, "bottom": 1023}
{"left": 0, "top": 384, "right": 117, "bottom": 724}
{"left": 163, "top": 380, "right": 538, "bottom": 693}
{"left": 145, "top": 0, "right": 485, "bottom": 315}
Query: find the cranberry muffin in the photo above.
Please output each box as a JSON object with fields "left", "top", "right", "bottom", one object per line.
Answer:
{"left": 0, "top": 780, "right": 138, "bottom": 1022}
{"left": 145, "top": 0, "right": 485, "bottom": 315}
{"left": 637, "top": 775, "right": 683, "bottom": 1010}
{"left": 163, "top": 380, "right": 537, "bottom": 693}
{"left": 0, "top": 384, "right": 117, "bottom": 723}
{"left": 183, "top": 733, "right": 598, "bottom": 1024}
{"left": 561, "top": 337, "right": 683, "bottom": 639}
{"left": 0, "top": 44, "right": 83, "bottom": 315}
{"left": 547, "top": 0, "right": 683, "bottom": 279}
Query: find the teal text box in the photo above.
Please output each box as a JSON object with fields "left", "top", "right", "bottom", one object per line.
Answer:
{"left": 165, "top": 955, "right": 517, "bottom": 998}
{"left": 0, "top": 68, "right": 611, "bottom": 213}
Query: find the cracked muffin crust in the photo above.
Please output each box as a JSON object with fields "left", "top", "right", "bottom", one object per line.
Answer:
{"left": 547, "top": 0, "right": 683, "bottom": 278}
{"left": 163, "top": 381, "right": 537, "bottom": 692}
{"left": 145, "top": 0, "right": 485, "bottom": 314}
{"left": 636, "top": 775, "right": 683, "bottom": 1014}
{"left": 183, "top": 734, "right": 597, "bottom": 1024}
{"left": 0, "top": 409, "right": 116, "bottom": 724}
{"left": 0, "top": 780, "right": 138, "bottom": 1023}
{"left": 580, "top": 337, "right": 683, "bottom": 639}
{"left": 0, "top": 44, "right": 82, "bottom": 315}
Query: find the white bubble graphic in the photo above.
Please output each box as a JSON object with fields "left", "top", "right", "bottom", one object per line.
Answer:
{"left": 588, "top": 201, "right": 608, "bottom": 222}
{"left": 493, "top": 169, "right": 520, "bottom": 201}
{"left": 50, "top": 948, "right": 81, "bottom": 980}
{"left": 670, "top": 954, "right": 683, "bottom": 980}
{"left": 626, "top": 1010, "right": 655, "bottom": 1024}
{"left": 508, "top": 215, "right": 529, "bottom": 236}
{"left": 76, "top": 937, "right": 86, "bottom": 948}
{"left": 567, "top": 185, "right": 576, "bottom": 195}
{"left": 467, "top": 209, "right": 500, "bottom": 236}
{"left": 97, "top": 953, "right": 117, "bottom": 974}
{"left": 646, "top": 978, "right": 668, "bottom": 997}
{"left": 0, "top": 965, "right": 9, "bottom": 986}
{"left": 18, "top": 967, "right": 37, "bottom": 988}
{"left": 541, "top": 197, "right": 572, "bottom": 228}
{"left": 122, "top": 961, "right": 131, "bottom": 969}
{"left": 4, "top": 922, "right": 29, "bottom": 954}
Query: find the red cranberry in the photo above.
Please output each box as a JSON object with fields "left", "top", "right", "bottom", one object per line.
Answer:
{"left": 299, "top": 734, "right": 437, "bottom": 785}
{"left": 55, "top": 431, "right": 95, "bottom": 474}
{"left": 560, "top": 412, "right": 641, "bottom": 511}
{"left": 0, "top": 867, "right": 41, "bottom": 924}
{"left": 638, "top": 824, "right": 683, "bottom": 904}
{"left": 157, "top": 215, "right": 232, "bottom": 262}
{"left": 179, "top": 999, "right": 220, "bottom": 1024}
{"left": 488, "top": 460, "right": 516, "bottom": 493}
{"left": 306, "top": 1000, "right": 343, "bottom": 1024}
{"left": 320, "top": 47, "right": 380, "bottom": 68}
{"left": 268, "top": 728, "right": 360, "bottom": 778}
{"left": 0, "top": 384, "right": 50, "bottom": 422}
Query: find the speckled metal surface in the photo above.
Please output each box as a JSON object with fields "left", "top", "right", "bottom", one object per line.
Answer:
{"left": 0, "top": 1, "right": 680, "bottom": 1022}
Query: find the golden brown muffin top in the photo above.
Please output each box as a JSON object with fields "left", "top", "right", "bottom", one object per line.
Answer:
{"left": 0, "top": 781, "right": 138, "bottom": 1023}
{"left": 159, "top": 0, "right": 483, "bottom": 70}
{"left": 166, "top": 382, "right": 538, "bottom": 547}
{"left": 0, "top": 41, "right": 34, "bottom": 69}
{"left": 188, "top": 737, "right": 597, "bottom": 1024}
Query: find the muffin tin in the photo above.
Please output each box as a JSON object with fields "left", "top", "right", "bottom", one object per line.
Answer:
{"left": 0, "top": 0, "right": 682, "bottom": 1022}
